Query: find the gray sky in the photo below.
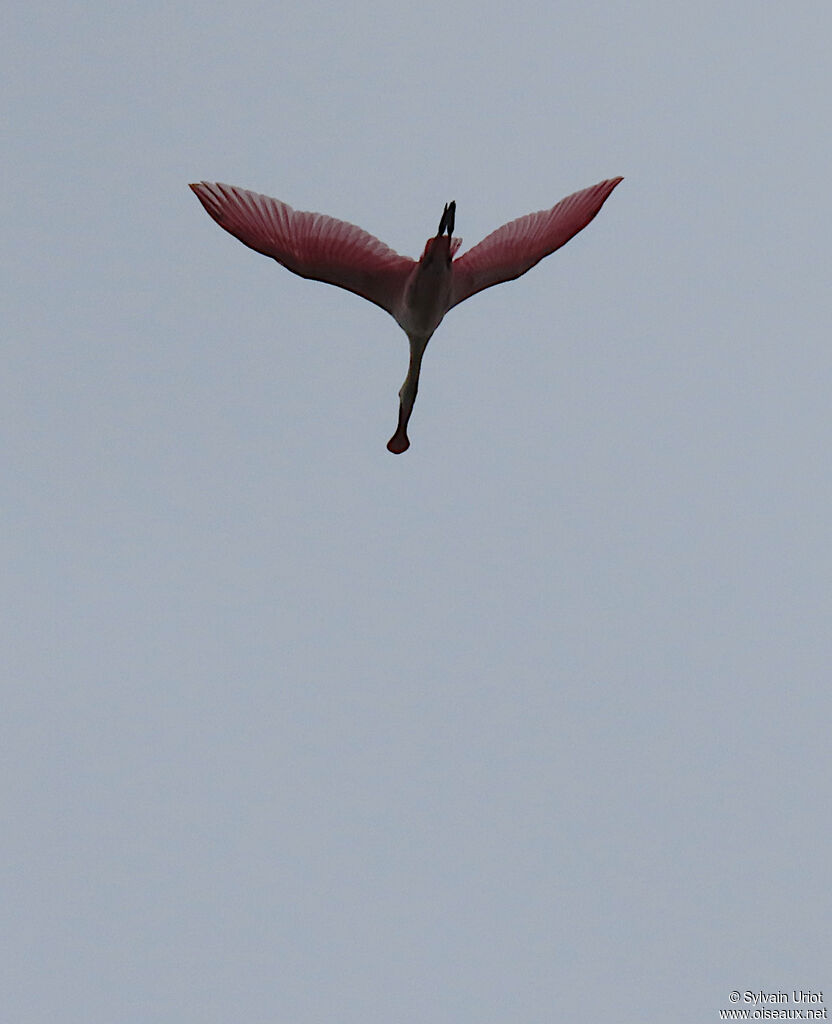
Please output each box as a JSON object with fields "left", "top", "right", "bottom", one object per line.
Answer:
{"left": 4, "top": 3, "right": 831, "bottom": 1022}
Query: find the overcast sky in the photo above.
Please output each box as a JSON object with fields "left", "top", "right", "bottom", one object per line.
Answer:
{"left": 4, "top": 3, "right": 831, "bottom": 1022}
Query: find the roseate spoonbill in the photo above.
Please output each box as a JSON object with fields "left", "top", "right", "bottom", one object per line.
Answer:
{"left": 190, "top": 177, "right": 622, "bottom": 453}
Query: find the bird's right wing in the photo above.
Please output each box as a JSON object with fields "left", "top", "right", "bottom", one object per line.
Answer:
{"left": 190, "top": 182, "right": 416, "bottom": 316}
{"left": 450, "top": 177, "right": 622, "bottom": 308}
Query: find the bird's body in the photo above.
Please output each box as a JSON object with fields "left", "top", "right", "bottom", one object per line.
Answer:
{"left": 190, "top": 177, "right": 622, "bottom": 452}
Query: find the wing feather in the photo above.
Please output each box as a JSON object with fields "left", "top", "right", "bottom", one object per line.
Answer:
{"left": 190, "top": 182, "right": 416, "bottom": 315}
{"left": 450, "top": 177, "right": 622, "bottom": 308}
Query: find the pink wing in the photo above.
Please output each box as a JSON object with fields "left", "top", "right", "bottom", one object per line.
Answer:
{"left": 190, "top": 182, "right": 416, "bottom": 315}
{"left": 450, "top": 177, "right": 623, "bottom": 308}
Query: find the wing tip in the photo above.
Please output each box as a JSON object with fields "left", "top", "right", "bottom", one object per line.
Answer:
{"left": 189, "top": 181, "right": 223, "bottom": 220}
{"left": 598, "top": 176, "right": 624, "bottom": 193}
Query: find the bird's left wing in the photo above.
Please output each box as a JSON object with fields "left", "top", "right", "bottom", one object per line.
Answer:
{"left": 450, "top": 177, "right": 622, "bottom": 308}
{"left": 190, "top": 182, "right": 416, "bottom": 316}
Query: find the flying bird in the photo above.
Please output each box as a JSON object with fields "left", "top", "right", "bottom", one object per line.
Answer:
{"left": 190, "top": 177, "right": 622, "bottom": 453}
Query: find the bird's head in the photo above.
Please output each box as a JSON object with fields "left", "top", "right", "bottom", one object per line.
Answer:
{"left": 420, "top": 201, "right": 461, "bottom": 265}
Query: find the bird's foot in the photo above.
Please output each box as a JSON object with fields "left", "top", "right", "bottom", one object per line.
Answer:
{"left": 386, "top": 431, "right": 410, "bottom": 454}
